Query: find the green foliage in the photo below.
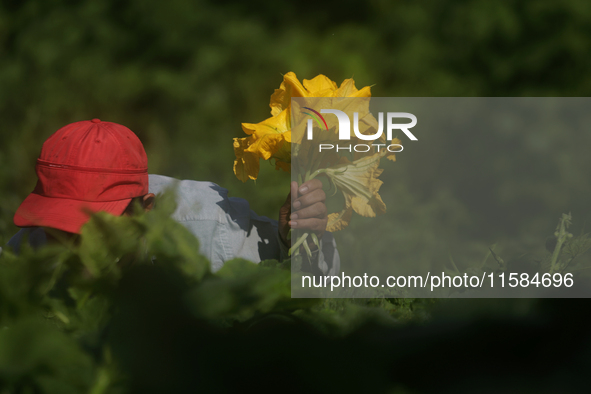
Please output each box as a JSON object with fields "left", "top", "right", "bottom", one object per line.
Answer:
{"left": 293, "top": 297, "right": 431, "bottom": 337}
{"left": 0, "top": 317, "right": 94, "bottom": 394}
{"left": 437, "top": 213, "right": 591, "bottom": 297}
{"left": 0, "top": 198, "right": 424, "bottom": 393}
{"left": 186, "top": 258, "right": 312, "bottom": 322}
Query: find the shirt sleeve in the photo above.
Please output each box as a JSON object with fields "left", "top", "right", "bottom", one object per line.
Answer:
{"left": 220, "top": 196, "right": 340, "bottom": 275}
{"left": 5, "top": 228, "right": 49, "bottom": 254}
{"left": 148, "top": 174, "right": 340, "bottom": 274}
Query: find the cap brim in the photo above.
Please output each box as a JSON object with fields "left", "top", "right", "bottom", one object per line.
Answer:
{"left": 14, "top": 193, "right": 132, "bottom": 234}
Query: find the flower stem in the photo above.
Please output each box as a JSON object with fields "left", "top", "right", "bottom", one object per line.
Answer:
{"left": 289, "top": 232, "right": 309, "bottom": 256}
{"left": 549, "top": 213, "right": 573, "bottom": 274}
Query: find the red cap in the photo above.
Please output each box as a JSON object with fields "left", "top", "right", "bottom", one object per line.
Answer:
{"left": 14, "top": 119, "right": 148, "bottom": 234}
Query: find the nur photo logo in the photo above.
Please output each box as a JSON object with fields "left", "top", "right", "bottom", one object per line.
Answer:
{"left": 303, "top": 107, "right": 418, "bottom": 153}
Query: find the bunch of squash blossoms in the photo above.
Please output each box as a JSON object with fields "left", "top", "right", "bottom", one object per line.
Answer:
{"left": 233, "top": 72, "right": 401, "bottom": 255}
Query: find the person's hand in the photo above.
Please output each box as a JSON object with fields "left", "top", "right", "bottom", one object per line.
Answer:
{"left": 279, "top": 179, "right": 327, "bottom": 247}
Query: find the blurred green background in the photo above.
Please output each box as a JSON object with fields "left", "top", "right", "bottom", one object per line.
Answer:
{"left": 1, "top": 0, "right": 591, "bottom": 253}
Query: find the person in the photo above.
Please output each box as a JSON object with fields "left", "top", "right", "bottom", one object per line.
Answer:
{"left": 5, "top": 119, "right": 339, "bottom": 274}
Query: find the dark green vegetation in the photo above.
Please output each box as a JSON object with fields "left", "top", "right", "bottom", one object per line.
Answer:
{"left": 1, "top": 199, "right": 590, "bottom": 393}
{"left": 0, "top": 194, "right": 426, "bottom": 392}
{"left": 2, "top": 0, "right": 591, "bottom": 392}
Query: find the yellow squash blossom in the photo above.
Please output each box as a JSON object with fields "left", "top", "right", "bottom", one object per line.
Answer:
{"left": 233, "top": 137, "right": 259, "bottom": 182}
{"left": 234, "top": 72, "right": 376, "bottom": 182}
{"left": 269, "top": 72, "right": 371, "bottom": 116}
{"left": 327, "top": 202, "right": 353, "bottom": 232}
{"left": 319, "top": 153, "right": 387, "bottom": 231}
